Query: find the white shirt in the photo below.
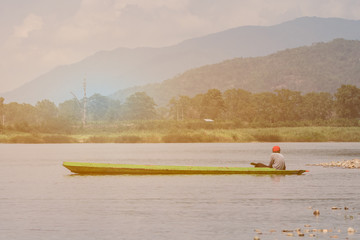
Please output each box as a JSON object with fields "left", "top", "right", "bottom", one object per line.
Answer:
{"left": 269, "top": 153, "right": 286, "bottom": 170}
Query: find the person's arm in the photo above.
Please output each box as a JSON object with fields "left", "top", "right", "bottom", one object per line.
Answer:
{"left": 268, "top": 154, "right": 274, "bottom": 168}
{"left": 251, "top": 162, "right": 270, "bottom": 168}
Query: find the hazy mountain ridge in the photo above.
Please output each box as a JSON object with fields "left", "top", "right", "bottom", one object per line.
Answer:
{"left": 112, "top": 39, "right": 360, "bottom": 105}
{"left": 2, "top": 17, "right": 360, "bottom": 104}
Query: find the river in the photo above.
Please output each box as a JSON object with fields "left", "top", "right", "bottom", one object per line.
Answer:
{"left": 0, "top": 143, "right": 359, "bottom": 240}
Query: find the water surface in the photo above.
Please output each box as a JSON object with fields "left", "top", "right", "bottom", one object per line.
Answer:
{"left": 1, "top": 143, "right": 359, "bottom": 240}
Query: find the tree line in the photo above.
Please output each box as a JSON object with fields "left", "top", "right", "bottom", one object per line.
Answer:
{"left": 0, "top": 85, "right": 359, "bottom": 133}
{"left": 169, "top": 85, "right": 360, "bottom": 122}
{"left": 0, "top": 92, "right": 156, "bottom": 133}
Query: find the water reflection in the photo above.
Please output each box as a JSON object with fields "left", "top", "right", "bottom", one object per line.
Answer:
{"left": 270, "top": 175, "right": 284, "bottom": 182}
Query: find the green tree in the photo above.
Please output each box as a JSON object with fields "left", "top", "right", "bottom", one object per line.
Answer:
{"left": 223, "top": 88, "right": 255, "bottom": 121}
{"left": 301, "top": 92, "right": 334, "bottom": 120}
{"left": 253, "top": 92, "right": 277, "bottom": 123}
{"left": 105, "top": 99, "right": 122, "bottom": 122}
{"left": 4, "top": 102, "right": 37, "bottom": 131}
{"left": 87, "top": 94, "right": 110, "bottom": 121}
{"left": 168, "top": 95, "right": 192, "bottom": 120}
{"left": 35, "top": 99, "right": 75, "bottom": 133}
{"left": 274, "top": 89, "right": 302, "bottom": 122}
{"left": 35, "top": 99, "right": 58, "bottom": 123}
{"left": 58, "top": 99, "right": 82, "bottom": 123}
{"left": 189, "top": 93, "right": 204, "bottom": 119}
{"left": 123, "top": 92, "right": 157, "bottom": 120}
{"left": 335, "top": 85, "right": 360, "bottom": 118}
{"left": 200, "top": 89, "right": 225, "bottom": 119}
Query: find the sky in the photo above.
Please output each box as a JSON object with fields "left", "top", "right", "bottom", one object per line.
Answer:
{"left": 1, "top": 0, "right": 360, "bottom": 93}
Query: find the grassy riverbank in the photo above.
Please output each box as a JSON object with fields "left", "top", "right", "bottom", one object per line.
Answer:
{"left": 1, "top": 125, "right": 360, "bottom": 143}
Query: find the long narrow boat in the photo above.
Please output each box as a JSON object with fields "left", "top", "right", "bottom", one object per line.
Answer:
{"left": 63, "top": 162, "right": 307, "bottom": 175}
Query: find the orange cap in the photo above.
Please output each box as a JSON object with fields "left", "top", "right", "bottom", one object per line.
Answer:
{"left": 272, "top": 146, "right": 280, "bottom": 152}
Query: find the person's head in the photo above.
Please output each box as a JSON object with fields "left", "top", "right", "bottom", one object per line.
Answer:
{"left": 272, "top": 146, "right": 280, "bottom": 153}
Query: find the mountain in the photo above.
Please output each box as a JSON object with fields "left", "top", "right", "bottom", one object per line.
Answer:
{"left": 112, "top": 39, "right": 360, "bottom": 106}
{"left": 2, "top": 17, "right": 360, "bottom": 104}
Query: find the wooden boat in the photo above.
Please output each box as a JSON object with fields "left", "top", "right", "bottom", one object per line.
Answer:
{"left": 63, "top": 162, "right": 308, "bottom": 175}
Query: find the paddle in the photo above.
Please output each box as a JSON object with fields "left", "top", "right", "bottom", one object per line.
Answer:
{"left": 250, "top": 162, "right": 271, "bottom": 168}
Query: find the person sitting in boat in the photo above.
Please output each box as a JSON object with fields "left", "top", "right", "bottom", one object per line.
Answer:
{"left": 251, "top": 146, "right": 286, "bottom": 170}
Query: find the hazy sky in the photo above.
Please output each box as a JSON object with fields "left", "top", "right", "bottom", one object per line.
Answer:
{"left": 1, "top": 0, "right": 360, "bottom": 93}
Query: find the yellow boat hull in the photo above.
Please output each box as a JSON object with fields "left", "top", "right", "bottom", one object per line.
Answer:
{"left": 63, "top": 162, "right": 307, "bottom": 175}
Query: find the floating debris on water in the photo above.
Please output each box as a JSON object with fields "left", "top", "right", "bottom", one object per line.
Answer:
{"left": 307, "top": 159, "right": 360, "bottom": 168}
{"left": 313, "top": 209, "right": 320, "bottom": 216}
{"left": 254, "top": 229, "right": 262, "bottom": 235}
{"left": 256, "top": 205, "right": 358, "bottom": 239}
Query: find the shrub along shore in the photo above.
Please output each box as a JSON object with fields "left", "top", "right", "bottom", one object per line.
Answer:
{"left": 1, "top": 123, "right": 360, "bottom": 143}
